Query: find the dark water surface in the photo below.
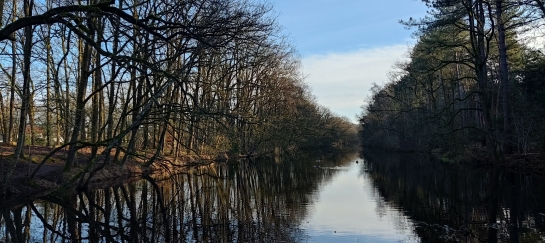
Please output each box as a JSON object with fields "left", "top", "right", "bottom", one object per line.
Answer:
{"left": 1, "top": 151, "right": 545, "bottom": 242}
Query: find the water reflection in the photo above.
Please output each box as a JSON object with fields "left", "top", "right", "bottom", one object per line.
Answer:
{"left": 362, "top": 151, "right": 545, "bottom": 242}
{"left": 5, "top": 151, "right": 541, "bottom": 242}
{"left": 300, "top": 160, "right": 418, "bottom": 243}
{"left": 0, "top": 152, "right": 359, "bottom": 243}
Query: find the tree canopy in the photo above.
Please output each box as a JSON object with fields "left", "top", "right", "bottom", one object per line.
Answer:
{"left": 360, "top": 0, "right": 545, "bottom": 161}
{"left": 0, "top": 0, "right": 358, "bottom": 187}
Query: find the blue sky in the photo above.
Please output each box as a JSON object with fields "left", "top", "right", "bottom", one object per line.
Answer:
{"left": 271, "top": 0, "right": 429, "bottom": 122}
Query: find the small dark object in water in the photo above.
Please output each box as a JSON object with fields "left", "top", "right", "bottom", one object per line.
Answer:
{"left": 356, "top": 160, "right": 359, "bottom": 164}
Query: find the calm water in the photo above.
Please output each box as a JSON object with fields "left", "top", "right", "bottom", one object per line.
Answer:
{"left": 1, "top": 151, "right": 545, "bottom": 242}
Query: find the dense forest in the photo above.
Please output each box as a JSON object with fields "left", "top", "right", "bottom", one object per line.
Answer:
{"left": 359, "top": 0, "right": 545, "bottom": 162}
{"left": 0, "top": 0, "right": 358, "bottom": 188}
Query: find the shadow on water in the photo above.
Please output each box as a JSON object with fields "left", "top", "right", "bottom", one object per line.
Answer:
{"left": 361, "top": 150, "right": 545, "bottom": 243}
{"left": 0, "top": 151, "right": 357, "bottom": 243}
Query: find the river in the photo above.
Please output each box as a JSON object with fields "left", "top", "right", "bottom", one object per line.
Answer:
{"left": 1, "top": 151, "right": 545, "bottom": 242}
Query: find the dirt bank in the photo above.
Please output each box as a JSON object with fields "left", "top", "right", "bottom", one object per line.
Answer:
{"left": 0, "top": 145, "right": 217, "bottom": 206}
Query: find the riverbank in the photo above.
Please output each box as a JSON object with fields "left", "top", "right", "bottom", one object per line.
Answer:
{"left": 362, "top": 146, "right": 545, "bottom": 175}
{"left": 469, "top": 149, "right": 545, "bottom": 175}
{"left": 0, "top": 144, "right": 221, "bottom": 205}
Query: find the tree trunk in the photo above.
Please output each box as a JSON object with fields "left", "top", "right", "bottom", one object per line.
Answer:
{"left": 467, "top": 0, "right": 499, "bottom": 162}
{"left": 91, "top": 17, "right": 103, "bottom": 158}
{"left": 496, "top": 0, "right": 512, "bottom": 154}
{"left": 13, "top": 0, "right": 34, "bottom": 159}
{"left": 62, "top": 30, "right": 72, "bottom": 143}
{"left": 29, "top": 80, "right": 36, "bottom": 145}
{"left": 0, "top": 0, "right": 5, "bottom": 142}
{"left": 65, "top": 16, "right": 95, "bottom": 170}
{"left": 46, "top": 25, "right": 52, "bottom": 147}
{"left": 0, "top": 93, "right": 5, "bottom": 142}
{"left": 6, "top": 0, "right": 17, "bottom": 144}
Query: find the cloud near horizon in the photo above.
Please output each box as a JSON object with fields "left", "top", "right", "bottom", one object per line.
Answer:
{"left": 301, "top": 44, "right": 411, "bottom": 123}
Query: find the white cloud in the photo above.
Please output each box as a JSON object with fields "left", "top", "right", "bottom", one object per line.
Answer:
{"left": 302, "top": 44, "right": 411, "bottom": 123}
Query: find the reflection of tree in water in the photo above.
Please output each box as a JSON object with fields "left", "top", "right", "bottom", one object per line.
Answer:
{"left": 0, "top": 152, "right": 357, "bottom": 242}
{"left": 362, "top": 151, "right": 545, "bottom": 242}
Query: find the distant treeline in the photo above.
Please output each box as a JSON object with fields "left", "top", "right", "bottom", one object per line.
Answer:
{"left": 359, "top": 0, "right": 545, "bottom": 161}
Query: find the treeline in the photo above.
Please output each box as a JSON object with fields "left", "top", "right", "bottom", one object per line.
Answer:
{"left": 0, "top": 0, "right": 357, "bottom": 180}
{"left": 359, "top": 0, "right": 545, "bottom": 161}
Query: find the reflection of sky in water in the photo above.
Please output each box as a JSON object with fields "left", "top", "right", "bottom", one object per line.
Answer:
{"left": 4, "top": 155, "right": 423, "bottom": 242}
{"left": 7, "top": 154, "right": 545, "bottom": 242}
{"left": 297, "top": 160, "right": 419, "bottom": 243}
